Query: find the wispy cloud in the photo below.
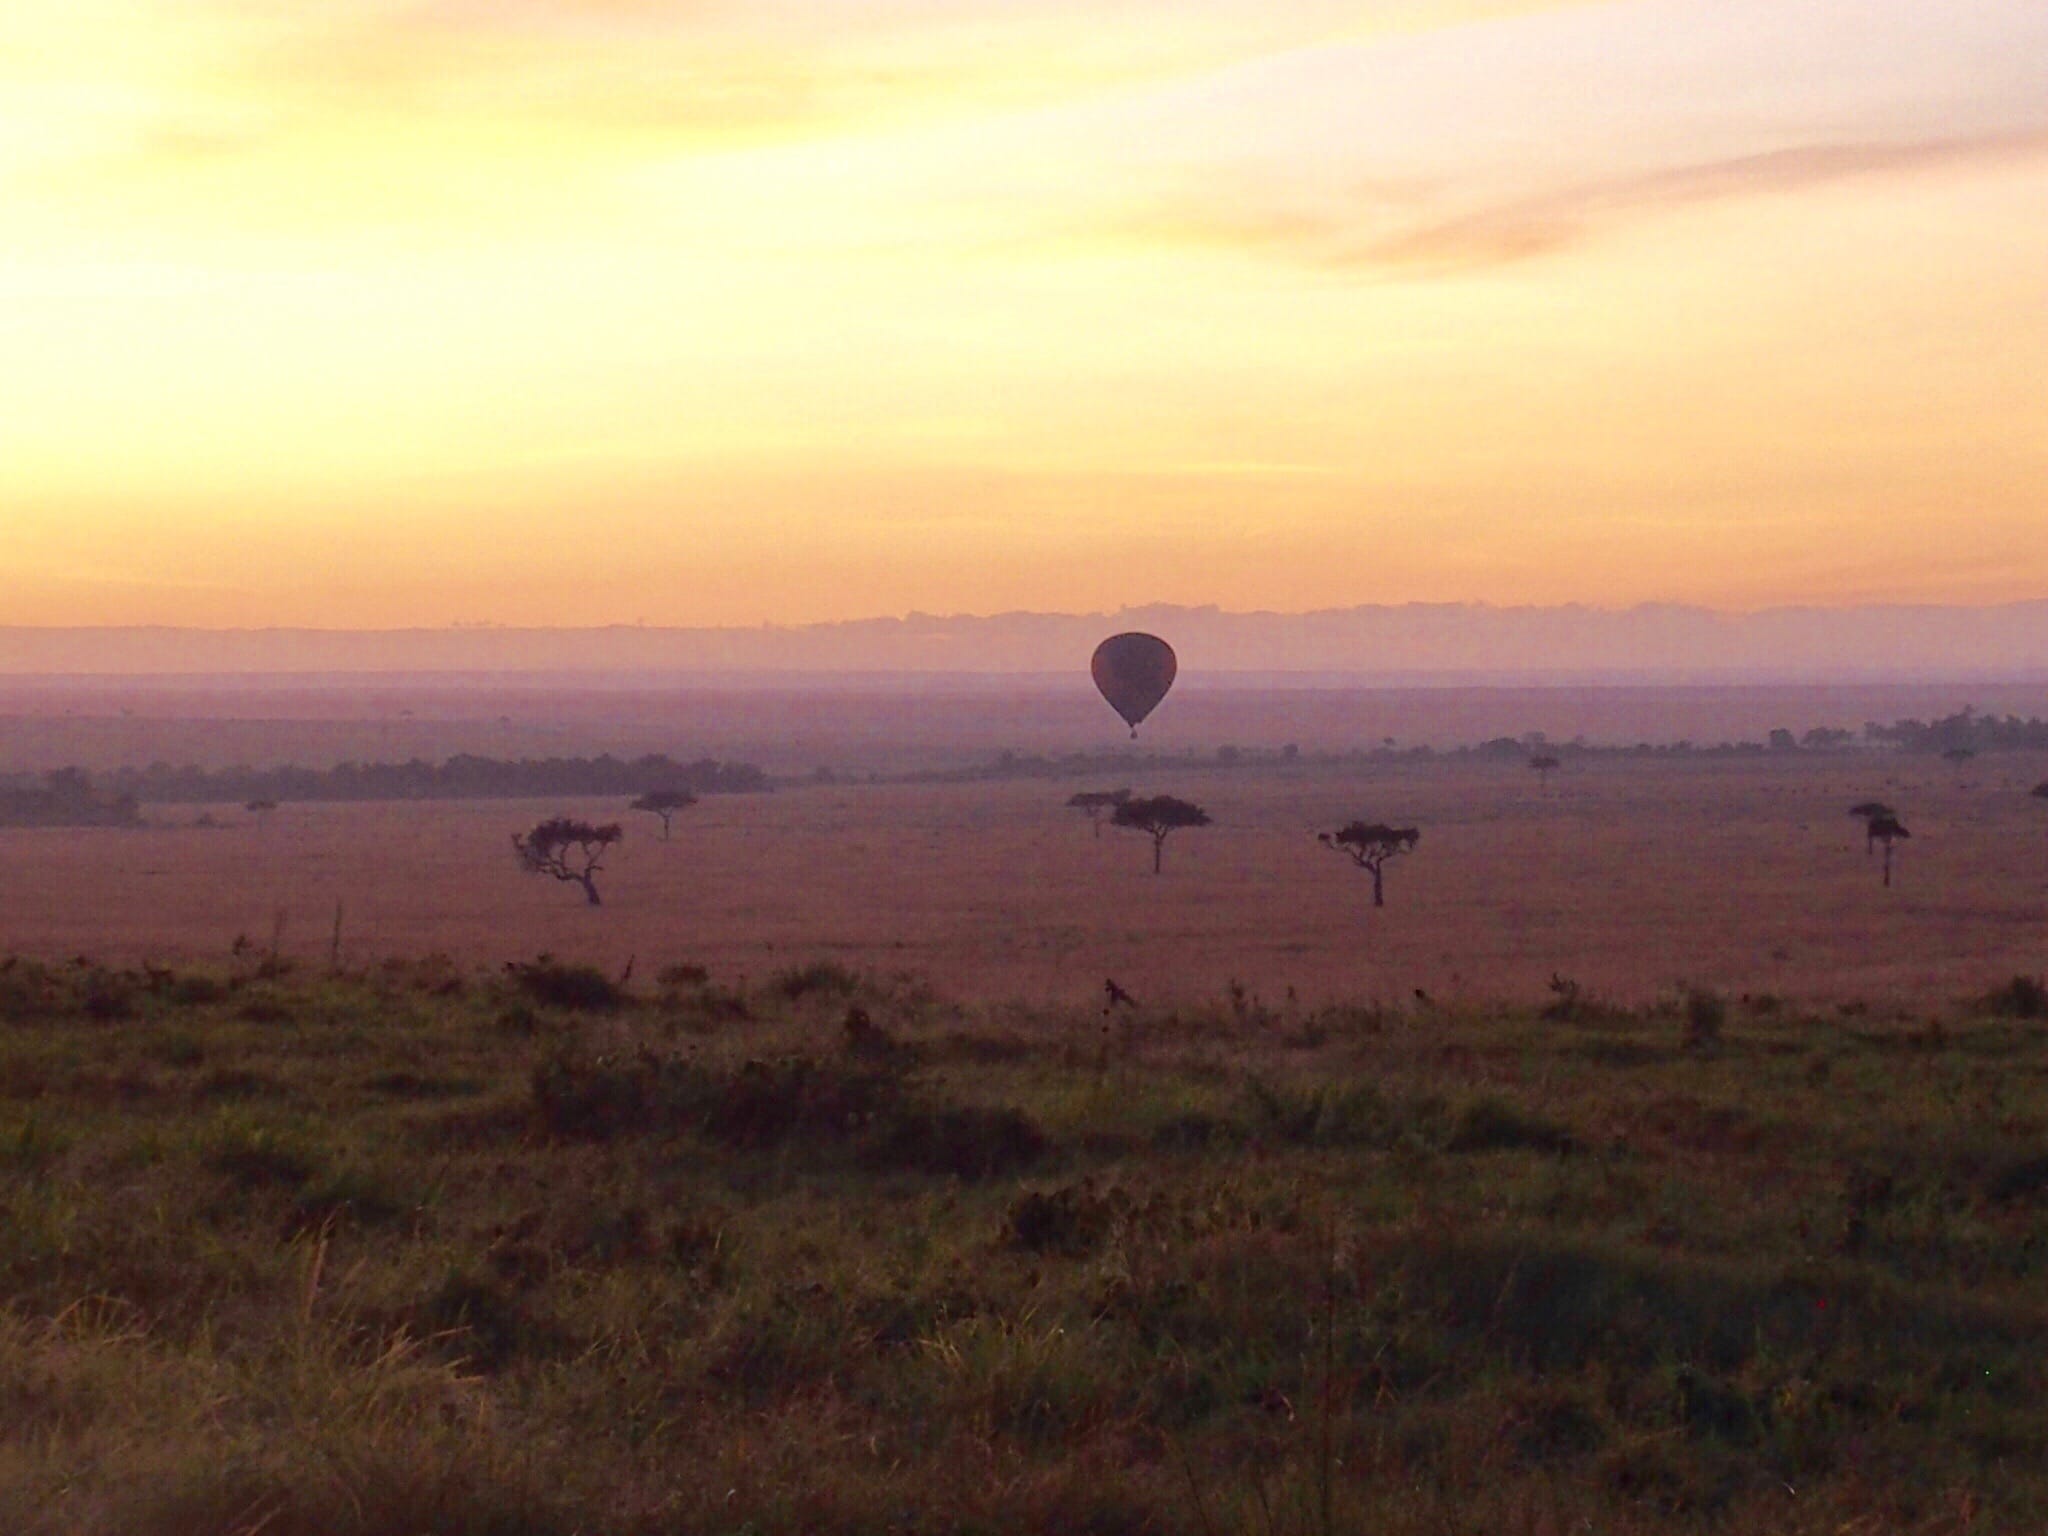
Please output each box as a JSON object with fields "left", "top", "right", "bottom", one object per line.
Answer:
{"left": 1106, "top": 129, "right": 2048, "bottom": 276}
{"left": 13, "top": 0, "right": 1602, "bottom": 221}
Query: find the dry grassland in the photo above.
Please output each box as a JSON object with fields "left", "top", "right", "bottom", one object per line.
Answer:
{"left": 4, "top": 752, "right": 2043, "bottom": 1009}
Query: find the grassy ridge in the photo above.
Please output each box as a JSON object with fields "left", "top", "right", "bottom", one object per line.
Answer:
{"left": 2, "top": 955, "right": 2046, "bottom": 1533}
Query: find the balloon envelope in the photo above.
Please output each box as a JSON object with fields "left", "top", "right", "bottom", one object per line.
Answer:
{"left": 1091, "top": 633, "right": 1177, "bottom": 734}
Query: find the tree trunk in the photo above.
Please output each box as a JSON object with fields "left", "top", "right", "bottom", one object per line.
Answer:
{"left": 1882, "top": 843, "right": 1893, "bottom": 888}
{"left": 1153, "top": 834, "right": 1164, "bottom": 874}
{"left": 1371, "top": 865, "right": 1385, "bottom": 907}
{"left": 580, "top": 875, "right": 603, "bottom": 906}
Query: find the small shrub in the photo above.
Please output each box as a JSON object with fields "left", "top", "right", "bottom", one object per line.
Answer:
{"left": 203, "top": 1116, "right": 325, "bottom": 1191}
{"left": 506, "top": 956, "right": 625, "bottom": 1012}
{"left": 416, "top": 1268, "right": 550, "bottom": 1370}
{"left": 842, "top": 1005, "right": 902, "bottom": 1061}
{"left": 529, "top": 1050, "right": 665, "bottom": 1140}
{"left": 164, "top": 972, "right": 228, "bottom": 1007}
{"left": 1504, "top": 1382, "right": 1611, "bottom": 1465}
{"left": 1447, "top": 1095, "right": 1580, "bottom": 1156}
{"left": 1541, "top": 973, "right": 1597, "bottom": 1023}
{"left": 0, "top": 958, "right": 58, "bottom": 1022}
{"left": 289, "top": 1164, "right": 410, "bottom": 1231}
{"left": 528, "top": 1050, "right": 1044, "bottom": 1178}
{"left": 703, "top": 1057, "right": 901, "bottom": 1149}
{"left": 774, "top": 960, "right": 863, "bottom": 1001}
{"left": 1980, "top": 975, "right": 2048, "bottom": 1020}
{"left": 236, "top": 990, "right": 294, "bottom": 1024}
{"left": 866, "top": 1103, "right": 1046, "bottom": 1180}
{"left": 1986, "top": 1155, "right": 2048, "bottom": 1204}
{"left": 1682, "top": 988, "right": 1727, "bottom": 1051}
{"left": 1006, "top": 1182, "right": 1118, "bottom": 1255}
{"left": 1151, "top": 1111, "right": 1245, "bottom": 1151}
{"left": 657, "top": 962, "right": 710, "bottom": 988}
{"left": 1242, "top": 1077, "right": 1426, "bottom": 1148}
{"left": 80, "top": 972, "right": 137, "bottom": 1021}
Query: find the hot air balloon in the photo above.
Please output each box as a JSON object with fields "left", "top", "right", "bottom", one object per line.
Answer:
{"left": 1091, "top": 633, "right": 1177, "bottom": 737}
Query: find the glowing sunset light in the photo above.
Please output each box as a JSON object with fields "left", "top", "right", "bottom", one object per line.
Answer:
{"left": 4, "top": 0, "right": 2044, "bottom": 627}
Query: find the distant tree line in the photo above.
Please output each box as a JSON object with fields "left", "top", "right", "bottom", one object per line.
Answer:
{"left": 0, "top": 754, "right": 766, "bottom": 823}
{"left": 1859, "top": 709, "right": 2048, "bottom": 755}
{"left": 0, "top": 768, "right": 140, "bottom": 829}
{"left": 905, "top": 708, "right": 2048, "bottom": 787}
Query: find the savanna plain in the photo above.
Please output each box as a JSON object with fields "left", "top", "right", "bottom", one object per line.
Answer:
{"left": 5, "top": 685, "right": 2048, "bottom": 1533}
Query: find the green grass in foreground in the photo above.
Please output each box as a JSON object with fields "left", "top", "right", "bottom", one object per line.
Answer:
{"left": 2, "top": 953, "right": 2047, "bottom": 1533}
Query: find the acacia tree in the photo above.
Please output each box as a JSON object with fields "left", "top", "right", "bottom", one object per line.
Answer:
{"left": 244, "top": 798, "right": 278, "bottom": 832}
{"left": 1318, "top": 821, "right": 1420, "bottom": 908}
{"left": 1066, "top": 787, "right": 1131, "bottom": 839}
{"left": 1866, "top": 813, "right": 1909, "bottom": 888}
{"left": 1111, "top": 794, "right": 1211, "bottom": 874}
{"left": 1849, "top": 801, "right": 1897, "bottom": 856}
{"left": 629, "top": 788, "right": 697, "bottom": 840}
{"left": 512, "top": 818, "right": 623, "bottom": 906}
{"left": 1529, "top": 754, "right": 1561, "bottom": 789}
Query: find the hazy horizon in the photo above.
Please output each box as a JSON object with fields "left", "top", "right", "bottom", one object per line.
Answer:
{"left": 5, "top": 598, "right": 2048, "bottom": 682}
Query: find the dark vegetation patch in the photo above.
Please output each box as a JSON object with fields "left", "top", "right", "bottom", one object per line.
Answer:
{"left": 1444, "top": 1094, "right": 1582, "bottom": 1156}
{"left": 362, "top": 1070, "right": 481, "bottom": 1100}
{"left": 202, "top": 1115, "right": 326, "bottom": 1192}
{"left": 1980, "top": 974, "right": 2048, "bottom": 1020}
{"left": 194, "top": 1066, "right": 288, "bottom": 1101}
{"left": 529, "top": 1050, "right": 1046, "bottom": 1180}
{"left": 505, "top": 956, "right": 625, "bottom": 1012}
{"left": 56, "top": 1449, "right": 580, "bottom": 1536}
{"left": 772, "top": 960, "right": 863, "bottom": 1001}
{"left": 3, "top": 963, "right": 2047, "bottom": 1533}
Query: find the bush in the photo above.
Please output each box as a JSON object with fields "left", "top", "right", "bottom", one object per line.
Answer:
{"left": 1682, "top": 989, "right": 1726, "bottom": 1051}
{"left": 1006, "top": 1183, "right": 1119, "bottom": 1255}
{"left": 527, "top": 1050, "right": 1045, "bottom": 1179}
{"left": 773, "top": 960, "right": 863, "bottom": 1001}
{"left": 1447, "top": 1096, "right": 1581, "bottom": 1156}
{"left": 1980, "top": 975, "right": 2048, "bottom": 1020}
{"left": 0, "top": 958, "right": 57, "bottom": 1022}
{"left": 80, "top": 970, "right": 137, "bottom": 1021}
{"left": 1540, "top": 973, "right": 1610, "bottom": 1024}
{"left": 415, "top": 1269, "right": 554, "bottom": 1371}
{"left": 203, "top": 1115, "right": 325, "bottom": 1191}
{"left": 506, "top": 957, "right": 624, "bottom": 1012}
{"left": 864, "top": 1103, "right": 1046, "bottom": 1181}
{"left": 1242, "top": 1077, "right": 1425, "bottom": 1148}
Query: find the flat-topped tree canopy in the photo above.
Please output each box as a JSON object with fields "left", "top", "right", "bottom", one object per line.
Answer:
{"left": 1319, "top": 821, "right": 1421, "bottom": 908}
{"left": 1111, "top": 794, "right": 1210, "bottom": 873}
{"left": 1850, "top": 801, "right": 1900, "bottom": 856}
{"left": 630, "top": 788, "right": 697, "bottom": 839}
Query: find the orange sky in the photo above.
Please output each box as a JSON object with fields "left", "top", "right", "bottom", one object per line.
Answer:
{"left": 4, "top": 1, "right": 2045, "bottom": 628}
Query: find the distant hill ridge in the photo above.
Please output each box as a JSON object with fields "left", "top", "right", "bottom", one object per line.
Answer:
{"left": 5, "top": 601, "right": 2048, "bottom": 679}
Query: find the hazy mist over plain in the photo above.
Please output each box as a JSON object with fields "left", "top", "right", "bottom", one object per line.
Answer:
{"left": 6, "top": 601, "right": 2048, "bottom": 683}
